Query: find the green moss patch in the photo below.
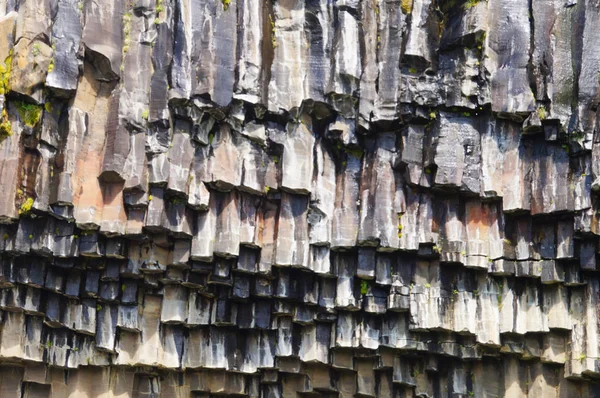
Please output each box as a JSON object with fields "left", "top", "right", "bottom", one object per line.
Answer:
{"left": 15, "top": 101, "right": 42, "bottom": 127}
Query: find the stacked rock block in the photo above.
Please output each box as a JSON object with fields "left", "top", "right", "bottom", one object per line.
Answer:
{"left": 0, "top": 0, "right": 600, "bottom": 396}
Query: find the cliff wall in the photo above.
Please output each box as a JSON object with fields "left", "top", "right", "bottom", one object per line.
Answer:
{"left": 0, "top": 0, "right": 600, "bottom": 396}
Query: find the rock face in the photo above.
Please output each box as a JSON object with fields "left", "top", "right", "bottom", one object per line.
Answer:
{"left": 1, "top": 0, "right": 600, "bottom": 396}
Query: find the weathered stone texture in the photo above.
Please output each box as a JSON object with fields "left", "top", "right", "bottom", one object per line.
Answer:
{"left": 1, "top": 0, "right": 600, "bottom": 396}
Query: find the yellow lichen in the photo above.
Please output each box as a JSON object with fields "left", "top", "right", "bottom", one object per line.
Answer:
{"left": 537, "top": 106, "right": 547, "bottom": 120}
{"left": 222, "top": 0, "right": 231, "bottom": 10}
{"left": 19, "top": 197, "right": 34, "bottom": 215}
{"left": 464, "top": 0, "right": 480, "bottom": 9}
{"left": 270, "top": 15, "right": 277, "bottom": 48}
{"left": 121, "top": 11, "right": 133, "bottom": 72}
{"left": 0, "top": 53, "right": 12, "bottom": 95}
{"left": 0, "top": 109, "right": 11, "bottom": 142}
{"left": 401, "top": 0, "right": 413, "bottom": 14}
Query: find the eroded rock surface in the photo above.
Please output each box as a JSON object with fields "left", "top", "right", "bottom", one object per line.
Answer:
{"left": 0, "top": 0, "right": 600, "bottom": 396}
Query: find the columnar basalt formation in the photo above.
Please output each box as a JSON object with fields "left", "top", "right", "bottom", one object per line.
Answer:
{"left": 0, "top": 0, "right": 600, "bottom": 396}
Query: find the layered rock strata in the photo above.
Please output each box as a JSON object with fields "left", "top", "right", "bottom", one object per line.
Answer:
{"left": 0, "top": 0, "right": 600, "bottom": 396}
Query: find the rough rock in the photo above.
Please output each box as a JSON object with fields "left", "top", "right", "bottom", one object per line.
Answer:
{"left": 0, "top": 0, "right": 599, "bottom": 396}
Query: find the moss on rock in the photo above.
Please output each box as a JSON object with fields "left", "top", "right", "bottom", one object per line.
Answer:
{"left": 15, "top": 101, "right": 42, "bottom": 127}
